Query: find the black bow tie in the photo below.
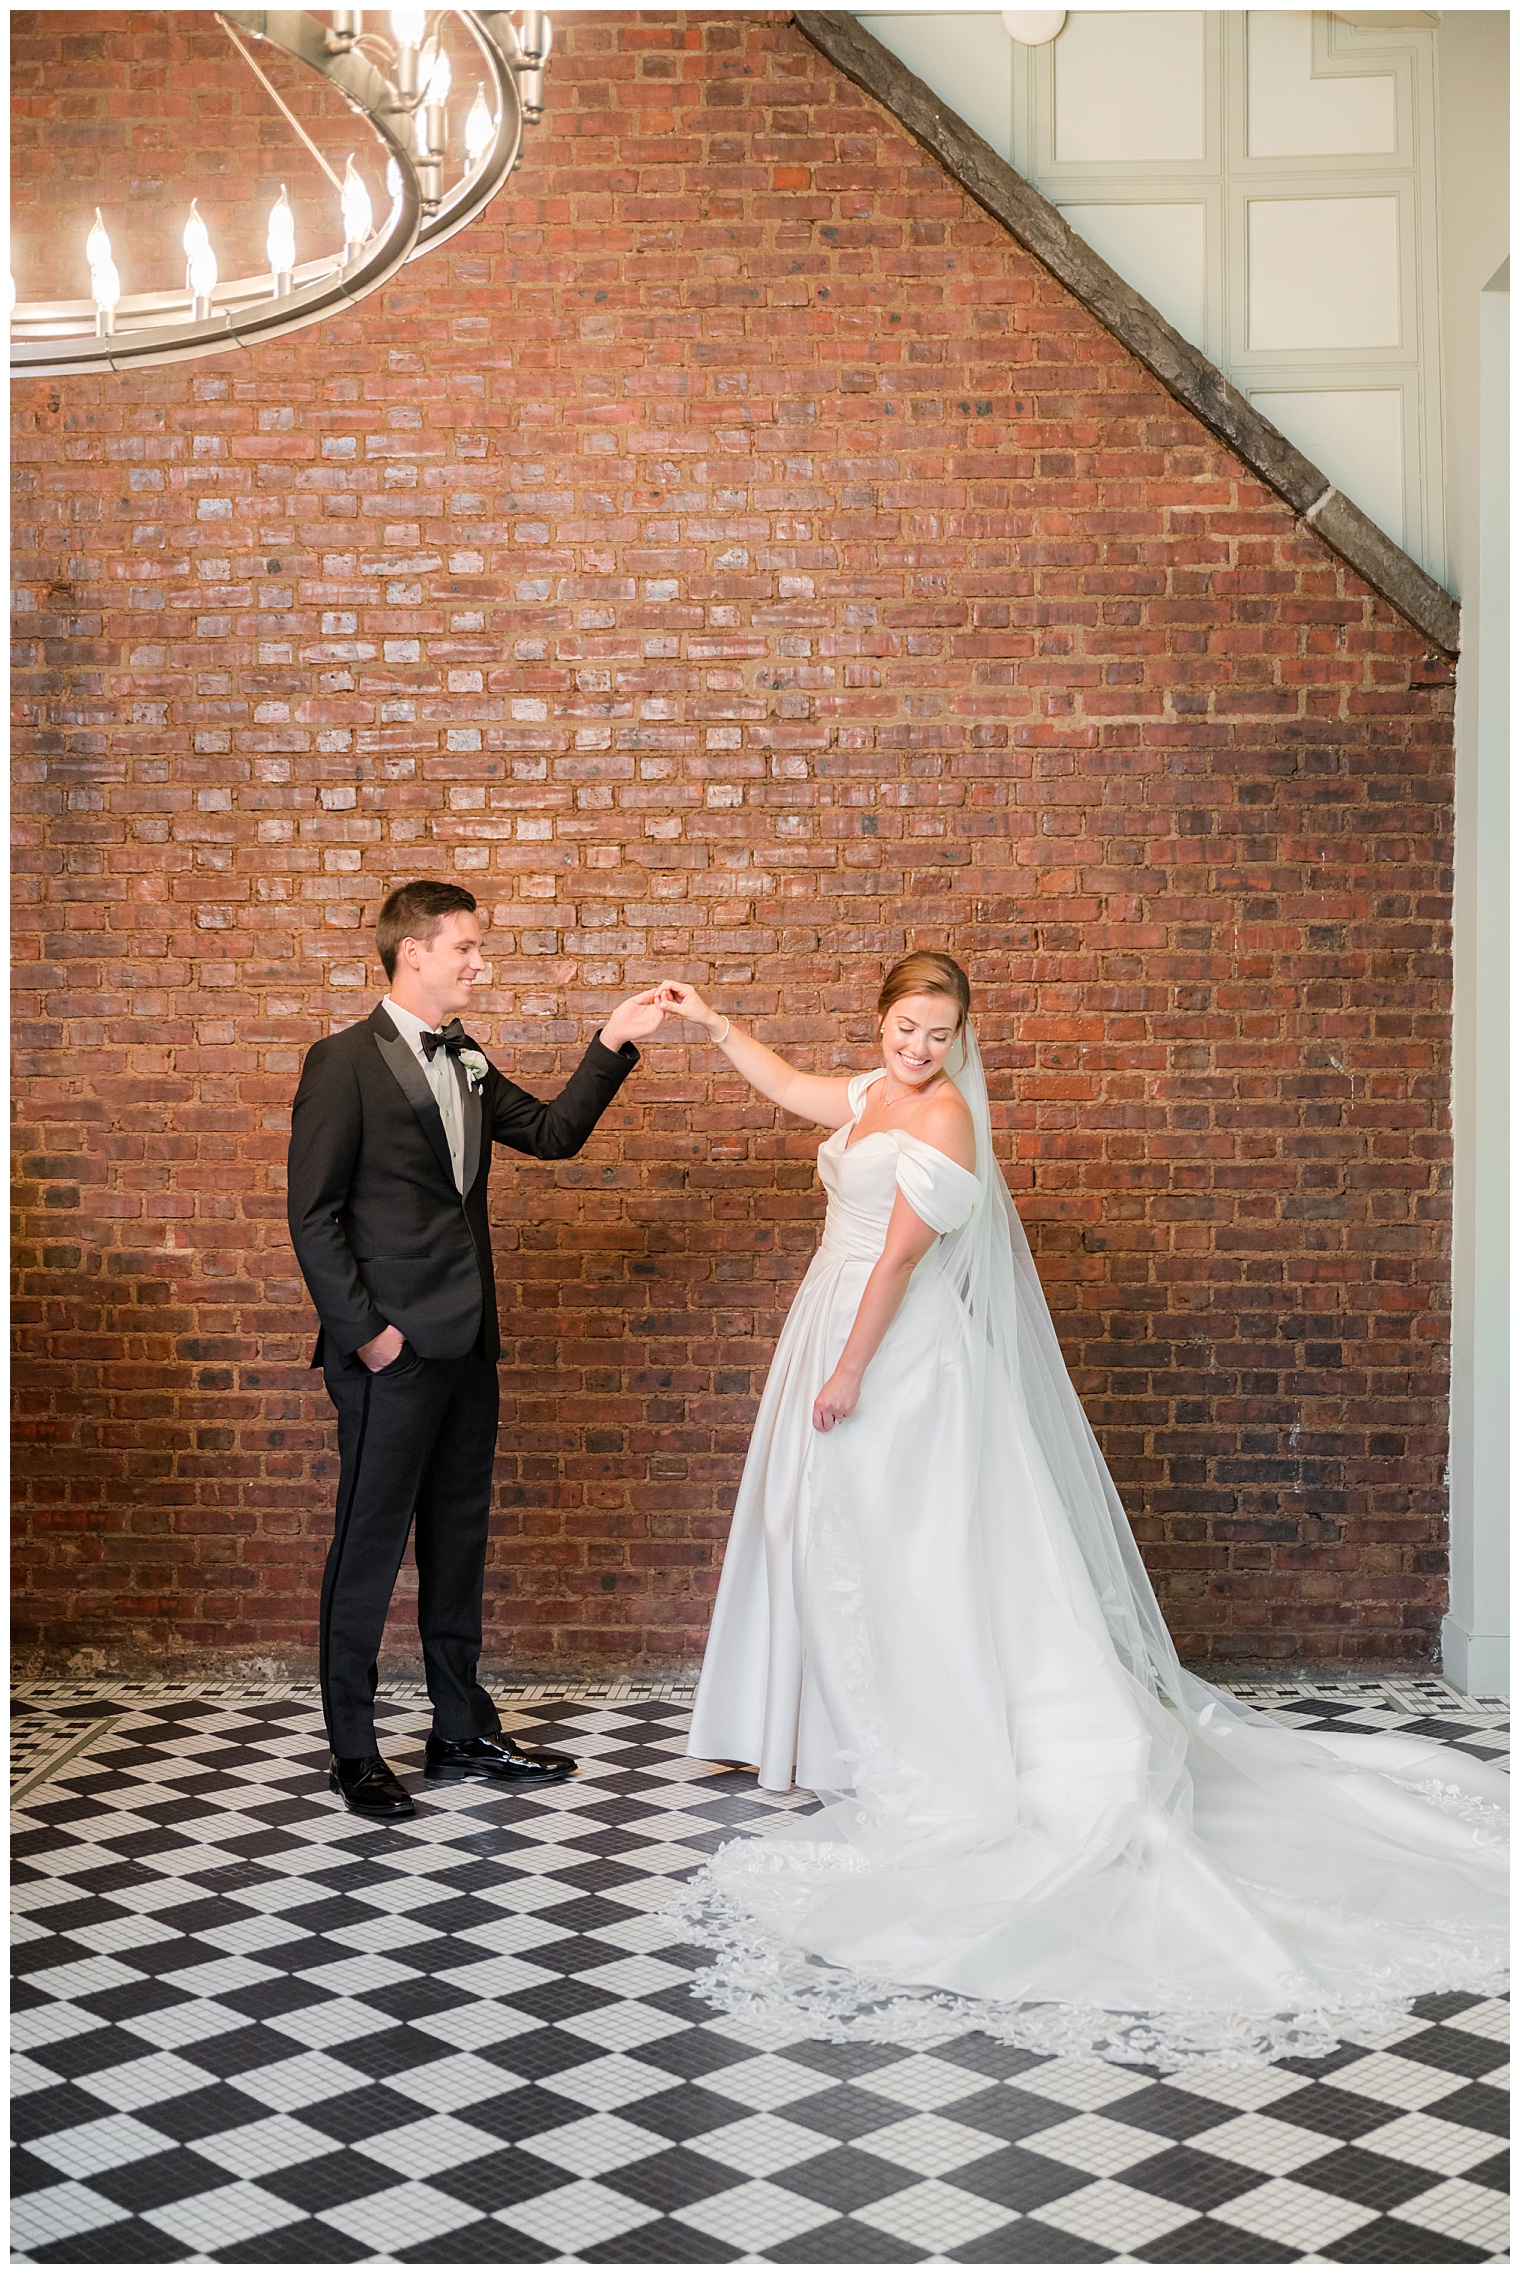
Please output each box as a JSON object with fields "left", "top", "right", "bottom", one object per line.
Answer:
{"left": 418, "top": 1020, "right": 468, "bottom": 1062}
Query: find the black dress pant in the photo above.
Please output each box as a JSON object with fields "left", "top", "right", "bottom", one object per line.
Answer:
{"left": 319, "top": 1342, "right": 502, "bottom": 1756}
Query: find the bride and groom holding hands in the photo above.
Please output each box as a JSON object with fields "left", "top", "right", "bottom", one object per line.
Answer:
{"left": 288, "top": 877, "right": 1505, "bottom": 2072}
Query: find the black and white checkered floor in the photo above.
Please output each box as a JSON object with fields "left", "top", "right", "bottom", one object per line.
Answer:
{"left": 12, "top": 1678, "right": 1508, "bottom": 2265}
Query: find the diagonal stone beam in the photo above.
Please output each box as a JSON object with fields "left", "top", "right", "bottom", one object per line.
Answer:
{"left": 793, "top": 8, "right": 1461, "bottom": 658}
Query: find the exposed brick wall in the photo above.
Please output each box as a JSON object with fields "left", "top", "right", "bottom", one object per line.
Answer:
{"left": 12, "top": 10, "right": 1458, "bottom": 1677}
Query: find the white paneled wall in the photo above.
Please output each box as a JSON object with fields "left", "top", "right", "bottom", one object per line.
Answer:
{"left": 856, "top": 10, "right": 1445, "bottom": 580}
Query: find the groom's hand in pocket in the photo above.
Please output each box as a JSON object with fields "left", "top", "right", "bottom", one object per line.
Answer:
{"left": 358, "top": 1324, "right": 406, "bottom": 1372}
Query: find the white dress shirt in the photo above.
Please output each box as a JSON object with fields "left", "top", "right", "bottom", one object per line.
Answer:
{"left": 383, "top": 996, "right": 467, "bottom": 1193}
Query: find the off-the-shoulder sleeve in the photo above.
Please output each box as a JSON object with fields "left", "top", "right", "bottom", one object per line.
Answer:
{"left": 892, "top": 1134, "right": 982, "bottom": 1234}
{"left": 846, "top": 1068, "right": 886, "bottom": 1122}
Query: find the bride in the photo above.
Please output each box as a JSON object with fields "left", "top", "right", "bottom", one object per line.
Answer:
{"left": 655, "top": 954, "right": 1507, "bottom": 2073}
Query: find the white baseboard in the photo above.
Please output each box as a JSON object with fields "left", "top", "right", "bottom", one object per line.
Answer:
{"left": 1440, "top": 1615, "right": 1510, "bottom": 1698}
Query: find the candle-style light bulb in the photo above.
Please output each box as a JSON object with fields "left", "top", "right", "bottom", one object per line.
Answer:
{"left": 425, "top": 42, "right": 450, "bottom": 102}
{"left": 391, "top": 5, "right": 426, "bottom": 46}
{"left": 92, "top": 255, "right": 122, "bottom": 335}
{"left": 267, "top": 184, "right": 295, "bottom": 297}
{"left": 341, "top": 155, "right": 373, "bottom": 258}
{"left": 86, "top": 207, "right": 112, "bottom": 274}
{"left": 188, "top": 233, "right": 218, "bottom": 321}
{"left": 183, "top": 198, "right": 210, "bottom": 268}
{"left": 464, "top": 84, "right": 493, "bottom": 163}
{"left": 386, "top": 155, "right": 403, "bottom": 202}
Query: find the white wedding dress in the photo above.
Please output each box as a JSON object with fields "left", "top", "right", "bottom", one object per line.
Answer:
{"left": 674, "top": 1040, "right": 1508, "bottom": 2073}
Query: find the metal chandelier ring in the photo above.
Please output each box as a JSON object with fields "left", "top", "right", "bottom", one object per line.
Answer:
{"left": 9, "top": 10, "right": 532, "bottom": 377}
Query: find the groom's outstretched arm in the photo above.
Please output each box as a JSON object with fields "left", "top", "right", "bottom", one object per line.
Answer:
{"left": 287, "top": 1043, "right": 390, "bottom": 1357}
{"left": 487, "top": 1031, "right": 637, "bottom": 1160}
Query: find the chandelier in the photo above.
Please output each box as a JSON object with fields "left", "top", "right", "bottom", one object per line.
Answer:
{"left": 9, "top": 9, "right": 551, "bottom": 378}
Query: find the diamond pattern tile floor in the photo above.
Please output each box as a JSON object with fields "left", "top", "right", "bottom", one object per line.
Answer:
{"left": 10, "top": 1679, "right": 1507, "bottom": 2263}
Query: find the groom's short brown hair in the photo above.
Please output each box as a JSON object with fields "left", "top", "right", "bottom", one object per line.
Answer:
{"left": 376, "top": 880, "right": 479, "bottom": 981}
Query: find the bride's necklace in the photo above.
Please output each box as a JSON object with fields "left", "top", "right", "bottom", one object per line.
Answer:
{"left": 879, "top": 1069, "right": 948, "bottom": 1112}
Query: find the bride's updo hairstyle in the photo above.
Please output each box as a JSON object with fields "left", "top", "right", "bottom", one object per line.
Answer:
{"left": 876, "top": 951, "right": 971, "bottom": 1035}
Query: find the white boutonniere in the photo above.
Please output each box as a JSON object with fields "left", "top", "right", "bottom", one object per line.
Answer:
{"left": 458, "top": 1048, "right": 489, "bottom": 1093}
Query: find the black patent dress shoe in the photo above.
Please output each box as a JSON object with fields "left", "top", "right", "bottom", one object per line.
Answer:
{"left": 424, "top": 1731, "right": 577, "bottom": 1785}
{"left": 329, "top": 1753, "right": 415, "bottom": 1817}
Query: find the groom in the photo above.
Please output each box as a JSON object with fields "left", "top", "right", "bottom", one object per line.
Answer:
{"left": 288, "top": 880, "right": 665, "bottom": 1818}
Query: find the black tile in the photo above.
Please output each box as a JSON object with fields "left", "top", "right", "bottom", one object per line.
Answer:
{"left": 258, "top": 2146, "right": 407, "bottom": 2215}
{"left": 1246, "top": 2081, "right": 1407, "bottom": 2141}
{"left": 508, "top": 1975, "right": 617, "bottom": 2025}
{"left": 1099, "top": 2083, "right": 1237, "bottom": 2141}
{"left": 123, "top": 2082, "right": 270, "bottom": 2142}
{"left": 535, "top": 1893, "right": 640, "bottom": 1934}
{"left": 1466, "top": 2148, "right": 1508, "bottom": 2190}
{"left": 394, "top": 2217, "right": 561, "bottom": 2263}
{"left": 311, "top": 2025, "right": 448, "bottom": 2084}
{"left": 596, "top": 2146, "right": 741, "bottom": 2214}
{"left": 606, "top": 2081, "right": 748, "bottom": 2143}
{"left": 90, "top": 2146, "right": 230, "bottom": 2214}
{"left": 1120, "top": 2144, "right": 1260, "bottom": 2214}
{"left": 462, "top": 2083, "right": 591, "bottom": 2143}
{"left": 624, "top": 2027, "right": 761, "bottom": 2083}
{"left": 776, "top": 2036, "right": 911, "bottom": 2084}
{"left": 766, "top": 2145, "right": 916, "bottom": 2214}
{"left": 923, "top": 2082, "right": 1077, "bottom": 2145}
{"left": 931, "top": 2035, "right": 1053, "bottom": 2082}
{"left": 1408, "top": 2079, "right": 1508, "bottom": 2136}
{"left": 1131, "top": 2215, "right": 1299, "bottom": 2263}
{"left": 578, "top": 2213, "right": 744, "bottom": 2262}
{"left": 953, "top": 2145, "right": 1096, "bottom": 2215}
{"left": 76, "top": 1979, "right": 198, "bottom": 2027}
{"left": 296, "top": 2082, "right": 434, "bottom": 2144}
{"left": 1408, "top": 1989, "right": 1491, "bottom": 2023}
{"left": 13, "top": 2078, "right": 130, "bottom": 2140}
{"left": 12, "top": 2144, "right": 72, "bottom": 2197}
{"left": 29, "top": 2214, "right": 194, "bottom": 2263}
{"left": 949, "top": 2217, "right": 1114, "bottom": 2262}
{"left": 1391, "top": 2023, "right": 1508, "bottom": 2080}
{"left": 765, "top": 2216, "right": 925, "bottom": 2262}
{"left": 768, "top": 2083, "right": 905, "bottom": 2144}
{"left": 140, "top": 2021, "right": 307, "bottom": 2083}
{"left": 1292, "top": 2143, "right": 1442, "bottom": 2212}
{"left": 1316, "top": 2214, "right": 1492, "bottom": 2263}
{"left": 423, "top": 2143, "right": 568, "bottom": 2215}
{"left": 220, "top": 1976, "right": 341, "bottom": 2023}
{"left": 212, "top": 2215, "right": 374, "bottom": 2262}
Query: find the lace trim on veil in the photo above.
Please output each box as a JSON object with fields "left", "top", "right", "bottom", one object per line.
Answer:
{"left": 665, "top": 1852, "right": 1508, "bottom": 2076}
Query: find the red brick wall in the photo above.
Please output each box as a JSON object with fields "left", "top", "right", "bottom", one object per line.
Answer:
{"left": 12, "top": 10, "right": 1458, "bottom": 1677}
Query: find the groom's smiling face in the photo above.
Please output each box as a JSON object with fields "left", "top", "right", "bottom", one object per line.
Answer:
{"left": 395, "top": 910, "right": 486, "bottom": 1024}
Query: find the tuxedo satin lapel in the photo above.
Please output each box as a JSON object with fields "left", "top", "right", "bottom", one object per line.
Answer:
{"left": 458, "top": 1056, "right": 482, "bottom": 1195}
{"left": 372, "top": 1022, "right": 456, "bottom": 1187}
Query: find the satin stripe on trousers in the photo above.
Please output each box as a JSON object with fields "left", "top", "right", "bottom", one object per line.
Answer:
{"left": 319, "top": 1344, "right": 501, "bottom": 1755}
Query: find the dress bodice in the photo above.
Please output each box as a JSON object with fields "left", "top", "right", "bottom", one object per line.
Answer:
{"left": 816, "top": 1070, "right": 983, "bottom": 1261}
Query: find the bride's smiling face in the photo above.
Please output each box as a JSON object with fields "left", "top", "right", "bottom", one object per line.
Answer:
{"left": 877, "top": 992, "right": 961, "bottom": 1089}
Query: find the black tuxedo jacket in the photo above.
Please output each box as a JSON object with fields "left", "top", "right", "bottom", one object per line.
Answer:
{"left": 287, "top": 1004, "right": 637, "bottom": 1365}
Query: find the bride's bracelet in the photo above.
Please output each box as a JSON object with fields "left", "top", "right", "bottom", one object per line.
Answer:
{"left": 711, "top": 1016, "right": 731, "bottom": 1047}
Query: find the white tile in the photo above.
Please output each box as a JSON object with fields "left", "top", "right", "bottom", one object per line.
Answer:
{"left": 992, "top": 2052, "right": 1146, "bottom": 2112}
{"left": 411, "top": 2000, "right": 542, "bottom": 2052}
{"left": 25, "top": 2111, "right": 177, "bottom": 2177}
{"left": 225, "top": 2048, "right": 371, "bottom": 2112}
{"left": 1444, "top": 1998, "right": 1511, "bottom": 2047}
{"left": 119, "top": 1997, "right": 261, "bottom": 2051}
{"left": 853, "top": 2110, "right": 1008, "bottom": 2178}
{"left": 291, "top": 1951, "right": 423, "bottom": 1997}
{"left": 1037, "top": 2179, "right": 1198, "bottom": 2250}
{"left": 684, "top": 2109, "right": 842, "bottom": 2179}
{"left": 1396, "top": 2176, "right": 1509, "bottom": 2250}
{"left": 263, "top": 1995, "right": 401, "bottom": 2050}
{"left": 194, "top": 2114, "right": 337, "bottom": 2179}
{"left": 500, "top": 2178, "right": 661, "bottom": 2251}
{"left": 146, "top": 2181, "right": 305, "bottom": 2250}
{"left": 1216, "top": 2177, "right": 1379, "bottom": 2249}
{"left": 10, "top": 2000, "right": 103, "bottom": 2051}
{"left": 24, "top": 1954, "right": 146, "bottom": 2002}
{"left": 1020, "top": 2111, "right": 1173, "bottom": 2178}
{"left": 1176, "top": 2062, "right": 1326, "bottom": 2113}
{"left": 855, "top": 2177, "right": 1016, "bottom": 2250}
{"left": 76, "top": 2048, "right": 217, "bottom": 2112}
{"left": 157, "top": 1953, "right": 282, "bottom": 1998}
{"left": 386, "top": 2049, "right": 529, "bottom": 2112}
{"left": 575, "top": 1952, "right": 693, "bottom": 1999}
{"left": 1357, "top": 2109, "right": 1509, "bottom": 2176}
{"left": 559, "top": 1999, "right": 691, "bottom": 2054}
{"left": 325, "top": 1911, "right": 444, "bottom": 1953}
{"left": 360, "top": 2112, "right": 505, "bottom": 2172}
{"left": 542, "top": 2050, "right": 687, "bottom": 2111}
{"left": 702, "top": 2050, "right": 838, "bottom": 2112}
{"left": 1329, "top": 2049, "right": 1483, "bottom": 2110}
{"left": 435, "top": 1952, "right": 560, "bottom": 1999}
{"left": 9, "top": 2180, "right": 125, "bottom": 2249}
{"left": 1191, "top": 2110, "right": 1330, "bottom": 2177}
{"left": 514, "top": 2112, "right": 671, "bottom": 2178}
{"left": 673, "top": 2178, "right": 833, "bottom": 2251}
{"left": 318, "top": 2178, "right": 481, "bottom": 2251}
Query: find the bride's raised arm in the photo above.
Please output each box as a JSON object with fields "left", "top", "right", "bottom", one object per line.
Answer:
{"left": 656, "top": 983, "right": 855, "bottom": 1130}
